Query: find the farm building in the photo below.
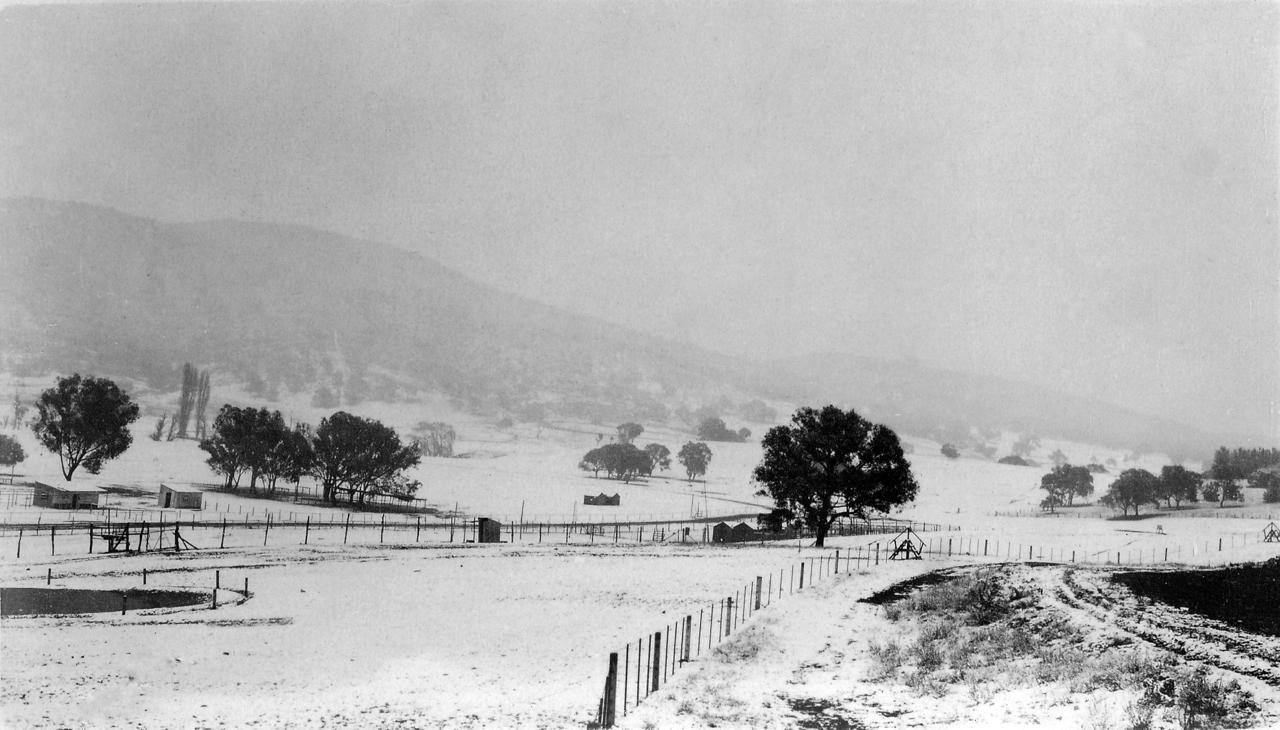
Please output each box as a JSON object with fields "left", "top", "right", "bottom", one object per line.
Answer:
{"left": 157, "top": 485, "right": 203, "bottom": 510}
{"left": 582, "top": 493, "right": 621, "bottom": 506}
{"left": 32, "top": 481, "right": 102, "bottom": 509}
{"left": 712, "top": 522, "right": 732, "bottom": 543}
{"left": 712, "top": 521, "right": 760, "bottom": 544}
{"left": 477, "top": 517, "right": 503, "bottom": 543}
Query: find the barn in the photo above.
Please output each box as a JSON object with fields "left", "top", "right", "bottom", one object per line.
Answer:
{"left": 730, "top": 522, "right": 757, "bottom": 542}
{"left": 158, "top": 485, "right": 203, "bottom": 510}
{"left": 32, "top": 482, "right": 102, "bottom": 509}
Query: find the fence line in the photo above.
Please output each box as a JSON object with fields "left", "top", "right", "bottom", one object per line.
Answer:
{"left": 590, "top": 524, "right": 1280, "bottom": 726}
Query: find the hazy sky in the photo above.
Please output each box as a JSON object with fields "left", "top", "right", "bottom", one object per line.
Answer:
{"left": 1, "top": 2, "right": 1276, "bottom": 441}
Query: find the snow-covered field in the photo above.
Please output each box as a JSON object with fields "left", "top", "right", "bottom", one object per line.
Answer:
{"left": 3, "top": 387, "right": 1279, "bottom": 728}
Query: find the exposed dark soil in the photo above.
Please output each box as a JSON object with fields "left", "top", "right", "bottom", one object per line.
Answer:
{"left": 1, "top": 587, "right": 210, "bottom": 616}
{"left": 1112, "top": 559, "right": 1280, "bottom": 637}
{"left": 785, "top": 697, "right": 867, "bottom": 729}
{"left": 858, "top": 567, "right": 966, "bottom": 605}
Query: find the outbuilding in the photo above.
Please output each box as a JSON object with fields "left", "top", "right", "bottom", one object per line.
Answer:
{"left": 711, "top": 521, "right": 733, "bottom": 543}
{"left": 477, "top": 517, "right": 503, "bottom": 543}
{"left": 32, "top": 481, "right": 102, "bottom": 509}
{"left": 158, "top": 484, "right": 203, "bottom": 510}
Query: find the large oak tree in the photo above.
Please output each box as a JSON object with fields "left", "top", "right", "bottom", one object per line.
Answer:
{"left": 753, "top": 405, "right": 917, "bottom": 547}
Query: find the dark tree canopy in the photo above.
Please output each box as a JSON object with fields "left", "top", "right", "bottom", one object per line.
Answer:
{"left": 31, "top": 374, "right": 140, "bottom": 481}
{"left": 310, "top": 412, "right": 421, "bottom": 504}
{"left": 643, "top": 443, "right": 671, "bottom": 475}
{"left": 678, "top": 441, "right": 712, "bottom": 482}
{"left": 0, "top": 434, "right": 25, "bottom": 476}
{"left": 696, "top": 417, "right": 745, "bottom": 442}
{"left": 579, "top": 443, "right": 649, "bottom": 482}
{"left": 753, "top": 405, "right": 918, "bottom": 547}
{"left": 1158, "top": 465, "right": 1202, "bottom": 508}
{"left": 1100, "top": 468, "right": 1160, "bottom": 516}
{"left": 1039, "top": 464, "right": 1093, "bottom": 512}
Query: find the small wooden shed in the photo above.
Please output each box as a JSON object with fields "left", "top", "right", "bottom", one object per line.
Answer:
{"left": 32, "top": 481, "right": 102, "bottom": 509}
{"left": 711, "top": 521, "right": 732, "bottom": 543}
{"left": 158, "top": 484, "right": 203, "bottom": 510}
{"left": 477, "top": 517, "right": 503, "bottom": 543}
{"left": 583, "top": 493, "right": 621, "bottom": 506}
{"left": 731, "top": 522, "right": 757, "bottom": 542}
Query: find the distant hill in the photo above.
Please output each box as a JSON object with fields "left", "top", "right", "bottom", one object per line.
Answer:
{"left": 0, "top": 197, "right": 750, "bottom": 423}
{"left": 752, "top": 353, "right": 1225, "bottom": 461}
{"left": 0, "top": 197, "right": 1226, "bottom": 457}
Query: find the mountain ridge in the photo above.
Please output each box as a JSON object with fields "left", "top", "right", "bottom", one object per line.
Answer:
{"left": 0, "top": 197, "right": 1231, "bottom": 457}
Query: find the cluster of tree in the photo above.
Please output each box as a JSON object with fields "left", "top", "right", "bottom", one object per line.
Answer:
{"left": 31, "top": 374, "right": 141, "bottom": 480}
{"left": 677, "top": 441, "right": 711, "bottom": 482}
{"left": 412, "top": 421, "right": 457, "bottom": 457}
{"left": 754, "top": 405, "right": 917, "bottom": 547}
{"left": 200, "top": 407, "right": 421, "bottom": 505}
{"left": 696, "top": 417, "right": 749, "bottom": 442}
{"left": 940, "top": 443, "right": 960, "bottom": 459}
{"left": 309, "top": 412, "right": 421, "bottom": 505}
{"left": 1099, "top": 466, "right": 1242, "bottom": 516}
{"left": 1038, "top": 464, "right": 1094, "bottom": 512}
{"left": 0, "top": 433, "right": 25, "bottom": 478}
{"left": 1252, "top": 471, "right": 1280, "bottom": 503}
{"left": 580, "top": 442, "right": 673, "bottom": 481}
{"left": 199, "top": 406, "right": 312, "bottom": 493}
{"left": 1209, "top": 447, "right": 1280, "bottom": 480}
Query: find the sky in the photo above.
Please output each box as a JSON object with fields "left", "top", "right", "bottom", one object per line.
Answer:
{"left": 1, "top": 1, "right": 1276, "bottom": 441}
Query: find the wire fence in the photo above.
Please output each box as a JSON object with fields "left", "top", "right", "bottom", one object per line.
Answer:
{"left": 0, "top": 510, "right": 954, "bottom": 559}
{"left": 590, "top": 523, "right": 1280, "bottom": 727}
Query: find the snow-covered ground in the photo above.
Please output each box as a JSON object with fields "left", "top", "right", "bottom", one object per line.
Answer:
{"left": 3, "top": 384, "right": 1279, "bottom": 728}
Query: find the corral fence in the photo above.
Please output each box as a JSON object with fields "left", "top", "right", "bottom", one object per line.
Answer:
{"left": 590, "top": 524, "right": 1280, "bottom": 726}
{"left": 0, "top": 509, "right": 952, "bottom": 559}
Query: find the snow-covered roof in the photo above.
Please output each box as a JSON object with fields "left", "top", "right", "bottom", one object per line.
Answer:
{"left": 33, "top": 481, "right": 105, "bottom": 493}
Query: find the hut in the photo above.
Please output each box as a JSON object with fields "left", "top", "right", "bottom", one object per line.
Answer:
{"left": 583, "top": 493, "right": 622, "bottom": 506}
{"left": 477, "top": 517, "right": 503, "bottom": 543}
{"left": 158, "top": 485, "right": 203, "bottom": 510}
{"left": 32, "top": 481, "right": 102, "bottom": 509}
{"left": 731, "top": 522, "right": 757, "bottom": 542}
{"left": 711, "top": 521, "right": 732, "bottom": 543}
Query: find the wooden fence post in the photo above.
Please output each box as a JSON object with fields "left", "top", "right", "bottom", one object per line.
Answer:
{"left": 344, "top": 514, "right": 351, "bottom": 544}
{"left": 16, "top": 527, "right": 22, "bottom": 558}
{"left": 50, "top": 526, "right": 55, "bottom": 556}
{"left": 220, "top": 518, "right": 227, "bottom": 549}
{"left": 650, "top": 632, "right": 662, "bottom": 692}
{"left": 415, "top": 517, "right": 421, "bottom": 543}
{"left": 604, "top": 651, "right": 618, "bottom": 727}
{"left": 304, "top": 516, "right": 311, "bottom": 545}
{"left": 724, "top": 597, "right": 733, "bottom": 637}
{"left": 799, "top": 562, "right": 805, "bottom": 590}
{"left": 754, "top": 576, "right": 763, "bottom": 610}
{"left": 683, "top": 615, "right": 692, "bottom": 662}
{"left": 380, "top": 514, "right": 386, "bottom": 544}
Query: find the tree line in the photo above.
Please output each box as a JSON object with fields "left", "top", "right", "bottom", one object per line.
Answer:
{"left": 1209, "top": 447, "right": 1280, "bottom": 481}
{"left": 1040, "top": 461, "right": 1271, "bottom": 516}
{"left": 200, "top": 406, "right": 422, "bottom": 506}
